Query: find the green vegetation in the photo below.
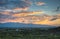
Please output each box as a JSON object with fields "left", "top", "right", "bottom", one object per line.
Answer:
{"left": 0, "top": 28, "right": 60, "bottom": 39}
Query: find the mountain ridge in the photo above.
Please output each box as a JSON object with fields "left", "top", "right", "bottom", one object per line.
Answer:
{"left": 0, "top": 22, "right": 57, "bottom": 28}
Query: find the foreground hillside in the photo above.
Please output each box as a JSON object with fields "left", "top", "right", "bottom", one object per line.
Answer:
{"left": 0, "top": 27, "right": 60, "bottom": 39}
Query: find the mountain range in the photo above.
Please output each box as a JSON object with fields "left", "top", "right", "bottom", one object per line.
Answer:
{"left": 0, "top": 22, "right": 57, "bottom": 29}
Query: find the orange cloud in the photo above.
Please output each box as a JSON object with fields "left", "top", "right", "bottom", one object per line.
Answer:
{"left": 1, "top": 18, "right": 31, "bottom": 24}
{"left": 0, "top": 7, "right": 29, "bottom": 15}
{"left": 0, "top": 7, "right": 29, "bottom": 13}
{"left": 28, "top": 11, "right": 43, "bottom": 15}
{"left": 36, "top": 2, "right": 45, "bottom": 6}
{"left": 12, "top": 13, "right": 28, "bottom": 17}
{"left": 13, "top": 7, "right": 29, "bottom": 11}
{"left": 12, "top": 11, "right": 43, "bottom": 17}
{"left": 34, "top": 17, "right": 60, "bottom": 26}
{"left": 0, "top": 11, "right": 10, "bottom": 15}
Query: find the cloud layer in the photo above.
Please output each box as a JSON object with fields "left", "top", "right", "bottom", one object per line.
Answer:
{"left": 0, "top": 10, "right": 60, "bottom": 26}
{"left": 0, "top": 0, "right": 31, "bottom": 12}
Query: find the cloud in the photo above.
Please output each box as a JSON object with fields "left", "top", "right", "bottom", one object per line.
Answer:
{"left": 0, "top": 0, "right": 30, "bottom": 7}
{"left": 34, "top": 15, "right": 60, "bottom": 26}
{"left": 0, "top": 11, "right": 10, "bottom": 15}
{"left": 0, "top": 11, "right": 43, "bottom": 23}
{"left": 13, "top": 7, "right": 29, "bottom": 11}
{"left": 0, "top": 7, "right": 29, "bottom": 13}
{"left": 0, "top": 0, "right": 31, "bottom": 12}
{"left": 0, "top": 11, "right": 60, "bottom": 26}
{"left": 22, "top": 0, "right": 32, "bottom": 5}
{"left": 55, "top": 6, "right": 60, "bottom": 11}
{"left": 0, "top": 10, "right": 43, "bottom": 18}
{"left": 34, "top": 19, "right": 60, "bottom": 26}
{"left": 28, "top": 11, "right": 43, "bottom": 15}
{"left": 12, "top": 11, "right": 43, "bottom": 17}
{"left": 36, "top": 2, "right": 45, "bottom": 6}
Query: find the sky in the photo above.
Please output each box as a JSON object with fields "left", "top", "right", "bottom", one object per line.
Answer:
{"left": 28, "top": 0, "right": 60, "bottom": 15}
{"left": 0, "top": 0, "right": 60, "bottom": 26}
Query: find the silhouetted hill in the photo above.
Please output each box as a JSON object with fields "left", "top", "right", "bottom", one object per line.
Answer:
{"left": 0, "top": 22, "right": 57, "bottom": 29}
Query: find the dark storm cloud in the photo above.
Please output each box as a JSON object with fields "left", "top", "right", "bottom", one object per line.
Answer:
{"left": 0, "top": 13, "right": 9, "bottom": 20}
{"left": 0, "top": 13, "right": 11, "bottom": 19}
{"left": 0, "top": 0, "right": 30, "bottom": 9}
{"left": 50, "top": 17, "right": 57, "bottom": 21}
{"left": 55, "top": 6, "right": 60, "bottom": 12}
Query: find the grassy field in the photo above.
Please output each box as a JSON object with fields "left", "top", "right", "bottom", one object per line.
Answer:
{"left": 0, "top": 28, "right": 60, "bottom": 39}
